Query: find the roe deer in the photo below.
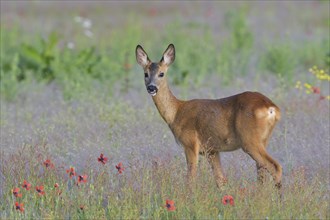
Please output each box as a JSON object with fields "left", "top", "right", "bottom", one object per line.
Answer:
{"left": 136, "top": 44, "right": 282, "bottom": 188}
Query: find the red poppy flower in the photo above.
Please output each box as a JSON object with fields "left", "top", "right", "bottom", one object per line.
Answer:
{"left": 78, "top": 174, "right": 88, "bottom": 184}
{"left": 13, "top": 187, "right": 22, "bottom": 197}
{"left": 312, "top": 86, "right": 321, "bottom": 94}
{"left": 15, "top": 202, "right": 24, "bottom": 212}
{"left": 66, "top": 167, "right": 76, "bottom": 178}
{"left": 22, "top": 180, "right": 31, "bottom": 190}
{"left": 53, "top": 183, "right": 62, "bottom": 195}
{"left": 36, "top": 185, "right": 45, "bottom": 196}
{"left": 43, "top": 159, "right": 55, "bottom": 169}
{"left": 165, "top": 199, "right": 176, "bottom": 211}
{"left": 97, "top": 153, "right": 108, "bottom": 165}
{"left": 222, "top": 195, "right": 234, "bottom": 206}
{"left": 115, "top": 162, "right": 125, "bottom": 174}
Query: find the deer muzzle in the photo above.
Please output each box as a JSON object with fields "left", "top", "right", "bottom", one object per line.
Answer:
{"left": 147, "top": 85, "right": 158, "bottom": 96}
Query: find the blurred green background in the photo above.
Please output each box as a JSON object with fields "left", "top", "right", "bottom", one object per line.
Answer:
{"left": 1, "top": 1, "right": 329, "bottom": 101}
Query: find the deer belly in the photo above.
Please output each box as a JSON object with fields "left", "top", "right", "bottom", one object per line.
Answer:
{"left": 199, "top": 132, "right": 241, "bottom": 152}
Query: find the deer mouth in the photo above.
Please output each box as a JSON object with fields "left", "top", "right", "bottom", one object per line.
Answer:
{"left": 147, "top": 85, "right": 158, "bottom": 96}
{"left": 148, "top": 91, "right": 157, "bottom": 96}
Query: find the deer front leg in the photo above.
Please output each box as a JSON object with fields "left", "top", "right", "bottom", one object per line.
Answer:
{"left": 184, "top": 146, "right": 199, "bottom": 184}
{"left": 207, "top": 153, "right": 227, "bottom": 188}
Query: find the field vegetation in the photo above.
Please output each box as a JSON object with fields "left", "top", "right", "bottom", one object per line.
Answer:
{"left": 1, "top": 1, "right": 329, "bottom": 219}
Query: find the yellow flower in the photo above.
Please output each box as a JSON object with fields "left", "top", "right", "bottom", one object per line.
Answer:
{"left": 295, "top": 81, "right": 302, "bottom": 89}
{"left": 304, "top": 83, "right": 312, "bottom": 89}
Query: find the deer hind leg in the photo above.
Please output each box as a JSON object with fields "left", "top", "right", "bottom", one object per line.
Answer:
{"left": 256, "top": 163, "right": 268, "bottom": 184}
{"left": 207, "top": 153, "right": 227, "bottom": 188}
{"left": 244, "top": 145, "right": 282, "bottom": 188}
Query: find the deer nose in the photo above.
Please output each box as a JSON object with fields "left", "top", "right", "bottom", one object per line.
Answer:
{"left": 147, "top": 85, "right": 158, "bottom": 94}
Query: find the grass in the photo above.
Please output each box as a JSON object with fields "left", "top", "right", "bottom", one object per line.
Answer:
{"left": 1, "top": 1, "right": 329, "bottom": 219}
{"left": 1, "top": 144, "right": 328, "bottom": 219}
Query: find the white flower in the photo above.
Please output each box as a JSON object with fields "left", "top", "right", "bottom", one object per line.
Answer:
{"left": 84, "top": 30, "right": 93, "bottom": 38}
{"left": 67, "top": 42, "right": 75, "bottom": 49}
{"left": 82, "top": 19, "right": 92, "bottom": 29}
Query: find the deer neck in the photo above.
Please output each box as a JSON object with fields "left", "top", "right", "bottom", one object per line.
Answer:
{"left": 152, "top": 81, "right": 181, "bottom": 125}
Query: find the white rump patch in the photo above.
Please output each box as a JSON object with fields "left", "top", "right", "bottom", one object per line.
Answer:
{"left": 268, "top": 107, "right": 276, "bottom": 117}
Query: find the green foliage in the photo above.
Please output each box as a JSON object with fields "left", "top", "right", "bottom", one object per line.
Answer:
{"left": 224, "top": 7, "right": 253, "bottom": 52}
{"left": 260, "top": 43, "right": 297, "bottom": 80}
{"left": 0, "top": 7, "right": 327, "bottom": 100}
{"left": 106, "top": 22, "right": 142, "bottom": 92}
{"left": 20, "top": 32, "right": 59, "bottom": 82}
{"left": 0, "top": 54, "right": 20, "bottom": 101}
{"left": 296, "top": 39, "right": 329, "bottom": 69}
{"left": 163, "top": 21, "right": 217, "bottom": 86}
{"left": 216, "top": 8, "right": 254, "bottom": 84}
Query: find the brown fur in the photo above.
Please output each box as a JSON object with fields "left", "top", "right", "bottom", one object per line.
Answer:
{"left": 136, "top": 44, "right": 282, "bottom": 188}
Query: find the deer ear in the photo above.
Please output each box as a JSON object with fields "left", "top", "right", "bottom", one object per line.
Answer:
{"left": 136, "top": 45, "right": 150, "bottom": 67}
{"left": 160, "top": 44, "right": 175, "bottom": 66}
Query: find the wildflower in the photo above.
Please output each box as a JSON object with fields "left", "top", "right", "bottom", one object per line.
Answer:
{"left": 79, "top": 205, "right": 85, "bottom": 211}
{"left": 43, "top": 159, "right": 55, "bottom": 169}
{"left": 22, "top": 180, "right": 31, "bottom": 190}
{"left": 304, "top": 83, "right": 312, "bottom": 89}
{"left": 67, "top": 42, "right": 75, "bottom": 49}
{"left": 82, "top": 19, "right": 92, "bottom": 29}
{"left": 312, "top": 86, "right": 321, "bottom": 94}
{"left": 84, "top": 29, "right": 93, "bottom": 38}
{"left": 97, "top": 153, "right": 108, "bottom": 165}
{"left": 66, "top": 167, "right": 76, "bottom": 178}
{"left": 36, "top": 185, "right": 45, "bottom": 196}
{"left": 295, "top": 81, "right": 302, "bottom": 89}
{"left": 54, "top": 183, "right": 62, "bottom": 195}
{"left": 78, "top": 174, "right": 88, "bottom": 184}
{"left": 15, "top": 202, "right": 24, "bottom": 212}
{"left": 309, "top": 66, "right": 330, "bottom": 81}
{"left": 13, "top": 187, "right": 22, "bottom": 197}
{"left": 222, "top": 195, "right": 234, "bottom": 206}
{"left": 165, "top": 199, "right": 176, "bottom": 211}
{"left": 115, "top": 162, "right": 125, "bottom": 174}
{"left": 53, "top": 183, "right": 62, "bottom": 195}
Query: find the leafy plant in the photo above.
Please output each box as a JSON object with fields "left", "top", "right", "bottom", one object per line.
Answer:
{"left": 216, "top": 8, "right": 254, "bottom": 84}
{"left": 0, "top": 53, "right": 20, "bottom": 101}
{"left": 295, "top": 66, "right": 330, "bottom": 100}
{"left": 19, "top": 32, "right": 59, "bottom": 82}
{"left": 224, "top": 7, "right": 253, "bottom": 53}
{"left": 260, "top": 43, "right": 296, "bottom": 80}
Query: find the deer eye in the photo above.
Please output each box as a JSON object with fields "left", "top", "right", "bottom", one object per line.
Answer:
{"left": 159, "top": 72, "right": 164, "bottom": 77}
{"left": 144, "top": 73, "right": 148, "bottom": 78}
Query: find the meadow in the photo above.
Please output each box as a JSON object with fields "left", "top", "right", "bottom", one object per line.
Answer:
{"left": 0, "top": 1, "right": 329, "bottom": 219}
